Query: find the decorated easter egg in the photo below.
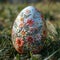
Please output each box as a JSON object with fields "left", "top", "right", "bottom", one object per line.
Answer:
{"left": 12, "top": 6, "right": 46, "bottom": 54}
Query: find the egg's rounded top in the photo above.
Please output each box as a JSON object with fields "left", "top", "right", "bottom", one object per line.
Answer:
{"left": 20, "top": 6, "right": 36, "bottom": 14}
{"left": 12, "top": 6, "right": 46, "bottom": 54}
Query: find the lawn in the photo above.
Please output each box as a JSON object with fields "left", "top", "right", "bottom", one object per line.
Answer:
{"left": 0, "top": 2, "right": 60, "bottom": 60}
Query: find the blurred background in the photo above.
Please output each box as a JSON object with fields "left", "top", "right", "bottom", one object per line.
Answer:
{"left": 0, "top": 0, "right": 60, "bottom": 60}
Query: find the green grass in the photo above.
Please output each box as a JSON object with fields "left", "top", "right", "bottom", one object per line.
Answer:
{"left": 0, "top": 2, "right": 60, "bottom": 60}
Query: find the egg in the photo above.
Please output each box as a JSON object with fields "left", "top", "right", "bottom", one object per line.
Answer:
{"left": 12, "top": 6, "right": 46, "bottom": 54}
